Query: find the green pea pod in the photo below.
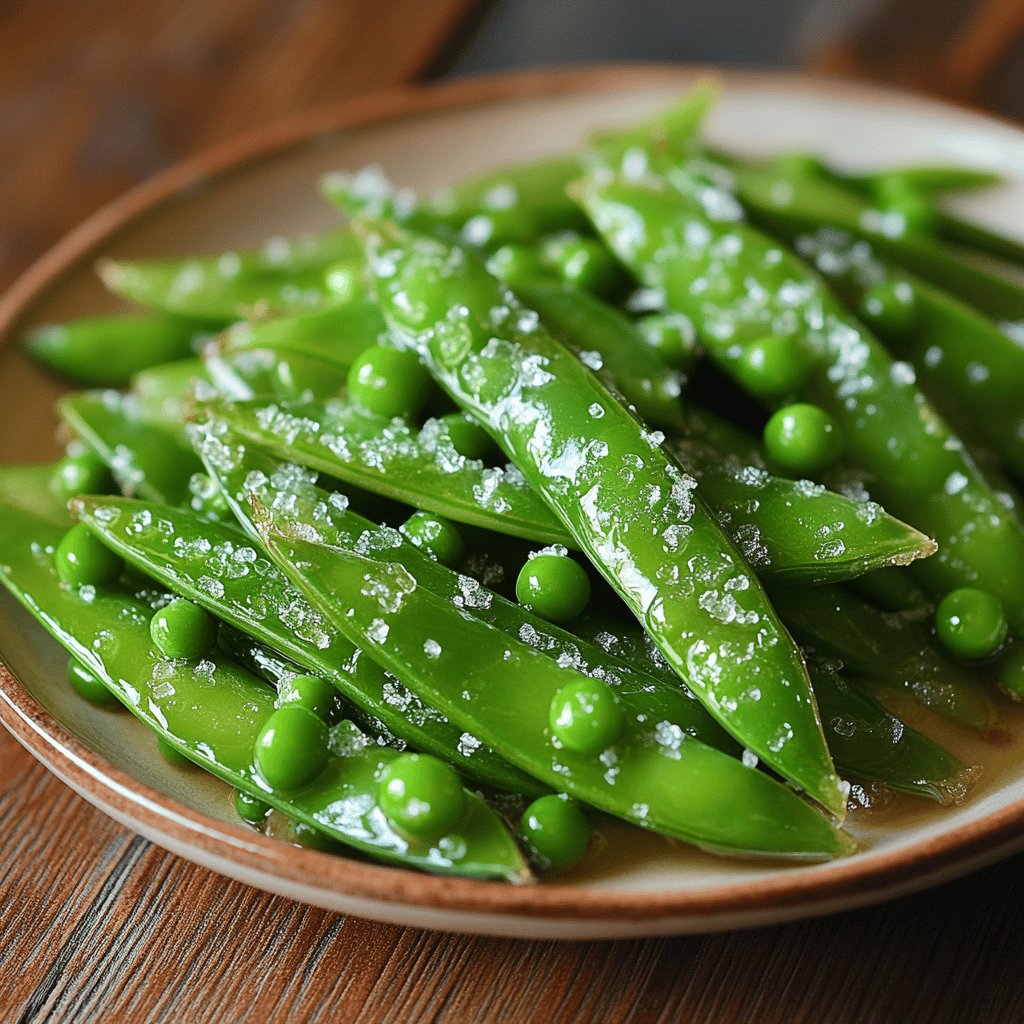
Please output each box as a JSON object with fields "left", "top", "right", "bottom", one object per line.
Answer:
{"left": 25, "top": 315, "right": 201, "bottom": 386}
{"left": 931, "top": 212, "right": 1024, "bottom": 268}
{"left": 797, "top": 231, "right": 1024, "bottom": 481}
{"left": 131, "top": 357, "right": 211, "bottom": 420}
{"left": 99, "top": 229, "right": 360, "bottom": 323}
{"left": 73, "top": 495, "right": 542, "bottom": 796}
{"left": 205, "top": 396, "right": 574, "bottom": 546}
{"left": 365, "top": 224, "right": 847, "bottom": 819}
{"left": 849, "top": 565, "right": 931, "bottom": 612}
{"left": 59, "top": 391, "right": 202, "bottom": 506}
{"left": 851, "top": 166, "right": 1003, "bottom": 196}
{"left": 804, "top": 661, "right": 977, "bottom": 804}
{"left": 0, "top": 505, "right": 528, "bottom": 882}
{"left": 512, "top": 279, "right": 686, "bottom": 429}
{"left": 190, "top": 424, "right": 736, "bottom": 752}
{"left": 767, "top": 582, "right": 995, "bottom": 732}
{"left": 576, "top": 174, "right": 1024, "bottom": 635}
{"left": 254, "top": 502, "right": 852, "bottom": 859}
{"left": 222, "top": 300, "right": 386, "bottom": 369}
{"left": 0, "top": 462, "right": 73, "bottom": 530}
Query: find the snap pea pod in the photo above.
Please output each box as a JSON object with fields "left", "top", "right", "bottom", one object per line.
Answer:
{"left": 131, "top": 357, "right": 211, "bottom": 420}
{"left": 767, "top": 582, "right": 995, "bottom": 732}
{"left": 99, "top": 229, "right": 361, "bottom": 323}
{"left": 576, "top": 174, "right": 1024, "bottom": 635}
{"left": 796, "top": 231, "right": 1024, "bottom": 481}
{"left": 850, "top": 566, "right": 931, "bottom": 612}
{"left": 366, "top": 225, "right": 847, "bottom": 818}
{"left": 255, "top": 506, "right": 852, "bottom": 859}
{"left": 0, "top": 462, "right": 73, "bottom": 529}
{"left": 714, "top": 158, "right": 1024, "bottom": 321}
{"left": 849, "top": 166, "right": 1003, "bottom": 196}
{"left": 25, "top": 315, "right": 202, "bottom": 386}
{"left": 74, "top": 490, "right": 541, "bottom": 794}
{"left": 59, "top": 391, "right": 202, "bottom": 506}
{"left": 192, "top": 425, "right": 737, "bottom": 751}
{"left": 0, "top": 505, "right": 527, "bottom": 881}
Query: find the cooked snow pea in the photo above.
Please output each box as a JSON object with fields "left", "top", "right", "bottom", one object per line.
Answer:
{"left": 99, "top": 229, "right": 361, "bottom": 323}
{"left": 131, "top": 357, "right": 211, "bottom": 420}
{"left": 576, "top": 174, "right": 1024, "bottom": 635}
{"left": 366, "top": 224, "right": 847, "bottom": 817}
{"left": 256, "top": 508, "right": 852, "bottom": 858}
{"left": 767, "top": 581, "right": 995, "bottom": 731}
{"left": 191, "top": 427, "right": 737, "bottom": 750}
{"left": 0, "top": 505, "right": 527, "bottom": 881}
{"left": 25, "top": 315, "right": 201, "bottom": 386}
{"left": 797, "top": 232, "right": 1024, "bottom": 481}
{"left": 59, "top": 391, "right": 202, "bottom": 506}
{"left": 74, "top": 495, "right": 541, "bottom": 795}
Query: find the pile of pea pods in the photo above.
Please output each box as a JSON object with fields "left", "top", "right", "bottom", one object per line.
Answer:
{"left": 4, "top": 81, "right": 1024, "bottom": 881}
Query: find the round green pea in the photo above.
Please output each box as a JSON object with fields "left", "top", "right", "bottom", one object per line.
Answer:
{"left": 521, "top": 794, "right": 591, "bottom": 870}
{"left": 235, "top": 789, "right": 272, "bottom": 825}
{"left": 549, "top": 678, "right": 624, "bottom": 754}
{"left": 254, "top": 705, "right": 329, "bottom": 792}
{"left": 998, "top": 645, "right": 1024, "bottom": 699}
{"left": 52, "top": 451, "right": 110, "bottom": 500}
{"left": 636, "top": 313, "right": 699, "bottom": 371}
{"left": 935, "top": 588, "right": 1008, "bottom": 660}
{"left": 859, "top": 280, "right": 919, "bottom": 337}
{"left": 54, "top": 524, "right": 123, "bottom": 588}
{"left": 763, "top": 403, "right": 842, "bottom": 476}
{"left": 378, "top": 753, "right": 467, "bottom": 840}
{"left": 346, "top": 345, "right": 433, "bottom": 419}
{"left": 486, "top": 244, "right": 547, "bottom": 287}
{"left": 282, "top": 674, "right": 337, "bottom": 720}
{"left": 158, "top": 738, "right": 191, "bottom": 766}
{"left": 67, "top": 659, "right": 118, "bottom": 707}
{"left": 441, "top": 413, "right": 499, "bottom": 461}
{"left": 734, "top": 334, "right": 810, "bottom": 399}
{"left": 150, "top": 599, "right": 218, "bottom": 660}
{"left": 540, "top": 234, "right": 623, "bottom": 295}
{"left": 401, "top": 511, "right": 465, "bottom": 567}
{"left": 516, "top": 553, "right": 591, "bottom": 624}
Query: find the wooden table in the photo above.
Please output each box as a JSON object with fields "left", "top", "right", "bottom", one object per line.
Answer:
{"left": 2, "top": 5, "right": 1024, "bottom": 1021}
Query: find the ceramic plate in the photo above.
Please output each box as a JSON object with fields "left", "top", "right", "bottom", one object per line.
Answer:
{"left": 2, "top": 66, "right": 1024, "bottom": 940}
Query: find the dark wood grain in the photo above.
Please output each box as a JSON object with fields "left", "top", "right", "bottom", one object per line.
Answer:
{"left": 3, "top": 5, "right": 1024, "bottom": 1022}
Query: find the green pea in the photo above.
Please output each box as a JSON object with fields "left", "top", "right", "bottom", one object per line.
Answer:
{"left": 763, "top": 403, "right": 842, "bottom": 476}
{"left": 254, "top": 705, "right": 329, "bottom": 791}
{"left": 859, "top": 280, "right": 919, "bottom": 337}
{"left": 52, "top": 451, "right": 111, "bottom": 500}
{"left": 440, "top": 413, "right": 500, "bottom": 461}
{"left": 235, "top": 789, "right": 271, "bottom": 825}
{"left": 520, "top": 794, "right": 591, "bottom": 870}
{"left": 486, "top": 244, "right": 547, "bottom": 287}
{"left": 540, "top": 234, "right": 623, "bottom": 295}
{"left": 516, "top": 553, "right": 591, "bottom": 623}
{"left": 883, "top": 193, "right": 936, "bottom": 235}
{"left": 282, "top": 673, "right": 337, "bottom": 720}
{"left": 401, "top": 511, "right": 465, "bottom": 567}
{"left": 54, "top": 524, "right": 123, "bottom": 588}
{"left": 378, "top": 753, "right": 467, "bottom": 840}
{"left": 158, "top": 738, "right": 192, "bottom": 765}
{"left": 346, "top": 345, "right": 433, "bottom": 419}
{"left": 68, "top": 658, "right": 119, "bottom": 707}
{"left": 150, "top": 599, "right": 218, "bottom": 660}
{"left": 549, "top": 678, "right": 624, "bottom": 754}
{"left": 734, "top": 334, "right": 810, "bottom": 399}
{"left": 324, "top": 262, "right": 360, "bottom": 304}
{"left": 636, "top": 313, "right": 698, "bottom": 371}
{"left": 998, "top": 645, "right": 1024, "bottom": 699}
{"left": 935, "top": 588, "right": 1008, "bottom": 660}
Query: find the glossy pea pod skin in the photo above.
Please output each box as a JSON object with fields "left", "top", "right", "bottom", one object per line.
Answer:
{"left": 0, "top": 506, "right": 528, "bottom": 882}
{"left": 576, "top": 175, "right": 1024, "bottom": 637}
{"left": 74, "top": 493, "right": 542, "bottom": 796}
{"left": 0, "top": 462, "right": 75, "bottom": 529}
{"left": 795, "top": 230, "right": 1024, "bottom": 483}
{"left": 255, "top": 506, "right": 853, "bottom": 859}
{"left": 131, "top": 358, "right": 212, "bottom": 420}
{"left": 25, "top": 315, "right": 201, "bottom": 386}
{"left": 365, "top": 225, "right": 847, "bottom": 819}
{"left": 59, "top": 391, "right": 203, "bottom": 506}
{"left": 99, "top": 228, "right": 362, "bottom": 324}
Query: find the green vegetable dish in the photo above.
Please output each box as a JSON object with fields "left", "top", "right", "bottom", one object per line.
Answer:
{"left": 6, "top": 82, "right": 1024, "bottom": 883}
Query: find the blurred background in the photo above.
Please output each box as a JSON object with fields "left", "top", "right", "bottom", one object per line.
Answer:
{"left": 2, "top": 0, "right": 1022, "bottom": 293}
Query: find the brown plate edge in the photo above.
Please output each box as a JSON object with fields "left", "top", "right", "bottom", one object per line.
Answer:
{"left": 1, "top": 62, "right": 1023, "bottom": 931}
